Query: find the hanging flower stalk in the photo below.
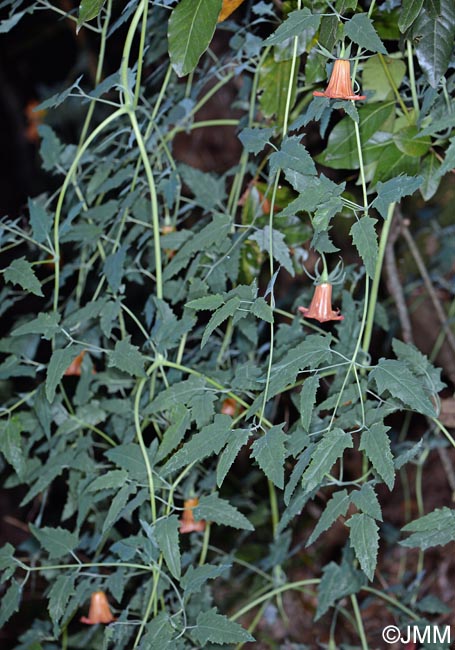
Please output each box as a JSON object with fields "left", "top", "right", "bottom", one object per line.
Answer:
{"left": 298, "top": 258, "right": 344, "bottom": 323}
{"left": 313, "top": 59, "right": 366, "bottom": 101}
{"left": 80, "top": 591, "right": 116, "bottom": 625}
{"left": 179, "top": 497, "right": 206, "bottom": 533}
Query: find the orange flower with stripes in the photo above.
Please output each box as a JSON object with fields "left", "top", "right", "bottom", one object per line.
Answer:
{"left": 298, "top": 282, "right": 344, "bottom": 323}
{"left": 313, "top": 59, "right": 366, "bottom": 101}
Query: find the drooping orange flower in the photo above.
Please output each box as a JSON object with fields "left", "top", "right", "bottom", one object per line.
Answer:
{"left": 24, "top": 99, "right": 46, "bottom": 143}
{"left": 221, "top": 397, "right": 238, "bottom": 417}
{"left": 313, "top": 59, "right": 366, "bottom": 101}
{"left": 64, "top": 350, "right": 86, "bottom": 376}
{"left": 179, "top": 498, "right": 206, "bottom": 534}
{"left": 80, "top": 591, "right": 116, "bottom": 625}
{"left": 298, "top": 283, "right": 344, "bottom": 323}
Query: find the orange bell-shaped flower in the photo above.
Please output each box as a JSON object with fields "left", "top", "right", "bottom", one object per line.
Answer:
{"left": 64, "top": 350, "right": 86, "bottom": 376}
{"left": 80, "top": 591, "right": 116, "bottom": 625}
{"left": 313, "top": 59, "right": 366, "bottom": 101}
{"left": 298, "top": 283, "right": 344, "bottom": 323}
{"left": 179, "top": 498, "right": 206, "bottom": 533}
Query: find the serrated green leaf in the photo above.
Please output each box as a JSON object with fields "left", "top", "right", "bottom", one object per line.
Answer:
{"left": 0, "top": 543, "right": 15, "bottom": 572}
{"left": 138, "top": 612, "right": 173, "bottom": 650}
{"left": 251, "top": 297, "right": 274, "bottom": 323}
{"left": 48, "top": 574, "right": 76, "bottom": 636}
{"left": 238, "top": 127, "right": 275, "bottom": 154}
{"left": 103, "top": 247, "right": 126, "bottom": 293}
{"left": 284, "top": 445, "right": 314, "bottom": 505}
{"left": 265, "top": 8, "right": 320, "bottom": 45}
{"left": 300, "top": 375, "right": 320, "bottom": 431}
{"left": 102, "top": 483, "right": 135, "bottom": 535}
{"left": 316, "top": 550, "right": 365, "bottom": 619}
{"left": 78, "top": 0, "right": 105, "bottom": 28}
{"left": 191, "top": 608, "right": 254, "bottom": 645}
{"left": 12, "top": 312, "right": 61, "bottom": 339}
{"left": 179, "top": 164, "right": 226, "bottom": 210}
{"left": 202, "top": 297, "right": 240, "bottom": 348}
{"left": 269, "top": 136, "right": 317, "bottom": 178}
{"left": 0, "top": 580, "right": 21, "bottom": 627}
{"left": 162, "top": 415, "right": 232, "bottom": 476}
{"left": 347, "top": 513, "right": 379, "bottom": 581}
{"left": 307, "top": 489, "right": 350, "bottom": 546}
{"left": 154, "top": 515, "right": 181, "bottom": 579}
{"left": 28, "top": 198, "right": 52, "bottom": 243}
{"left": 168, "top": 0, "right": 222, "bottom": 77}
{"left": 195, "top": 493, "right": 254, "bottom": 531}
{"left": 249, "top": 226, "right": 294, "bottom": 276}
{"left": 38, "top": 125, "right": 64, "bottom": 171}
{"left": 344, "top": 13, "right": 387, "bottom": 54}
{"left": 370, "top": 358, "right": 436, "bottom": 416}
{"left": 30, "top": 524, "right": 78, "bottom": 559}
{"left": 181, "top": 564, "right": 231, "bottom": 596}
{"left": 216, "top": 429, "right": 251, "bottom": 487}
{"left": 371, "top": 175, "right": 423, "bottom": 218}
{"left": 359, "top": 423, "right": 395, "bottom": 489}
{"left": 46, "top": 346, "right": 83, "bottom": 403}
{"left": 0, "top": 417, "right": 25, "bottom": 478}
{"left": 399, "top": 0, "right": 424, "bottom": 32}
{"left": 186, "top": 294, "right": 224, "bottom": 310}
{"left": 108, "top": 337, "right": 146, "bottom": 377}
{"left": 251, "top": 424, "right": 287, "bottom": 489}
{"left": 21, "top": 449, "right": 76, "bottom": 507}
{"left": 351, "top": 484, "right": 382, "bottom": 521}
{"left": 413, "top": 0, "right": 455, "bottom": 87}
{"left": 253, "top": 335, "right": 331, "bottom": 411}
{"left": 105, "top": 443, "right": 155, "bottom": 482}
{"left": 163, "top": 214, "right": 230, "bottom": 280}
{"left": 301, "top": 429, "right": 353, "bottom": 492}
{"left": 392, "top": 338, "right": 445, "bottom": 392}
{"left": 3, "top": 257, "right": 43, "bottom": 297}
{"left": 401, "top": 507, "right": 455, "bottom": 549}
{"left": 87, "top": 469, "right": 129, "bottom": 492}
{"left": 350, "top": 216, "right": 378, "bottom": 279}
{"left": 157, "top": 405, "right": 191, "bottom": 462}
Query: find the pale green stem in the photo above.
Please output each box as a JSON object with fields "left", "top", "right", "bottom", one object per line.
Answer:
{"left": 432, "top": 417, "right": 455, "bottom": 450}
{"left": 378, "top": 52, "right": 411, "bottom": 122}
{"left": 406, "top": 39, "right": 419, "bottom": 118}
{"left": 53, "top": 108, "right": 126, "bottom": 313}
{"left": 134, "top": 366, "right": 160, "bottom": 522}
{"left": 133, "top": 0, "right": 149, "bottom": 108}
{"left": 353, "top": 119, "right": 368, "bottom": 214}
{"left": 351, "top": 594, "right": 369, "bottom": 650}
{"left": 362, "top": 203, "right": 396, "bottom": 353}
{"left": 230, "top": 579, "right": 319, "bottom": 621}
{"left": 77, "top": 0, "right": 112, "bottom": 147}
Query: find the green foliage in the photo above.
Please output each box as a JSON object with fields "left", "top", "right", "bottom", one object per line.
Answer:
{"left": 194, "top": 493, "right": 254, "bottom": 531}
{"left": 168, "top": 0, "right": 222, "bottom": 77}
{"left": 401, "top": 507, "right": 455, "bottom": 550}
{"left": 3, "top": 257, "right": 43, "bottom": 296}
{"left": 0, "top": 0, "right": 453, "bottom": 646}
{"left": 346, "top": 513, "right": 379, "bottom": 581}
{"left": 77, "top": 0, "right": 105, "bottom": 31}
{"left": 191, "top": 608, "right": 255, "bottom": 645}
{"left": 250, "top": 424, "right": 288, "bottom": 489}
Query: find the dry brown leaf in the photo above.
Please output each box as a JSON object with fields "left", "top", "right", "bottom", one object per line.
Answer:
{"left": 218, "top": 0, "right": 245, "bottom": 22}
